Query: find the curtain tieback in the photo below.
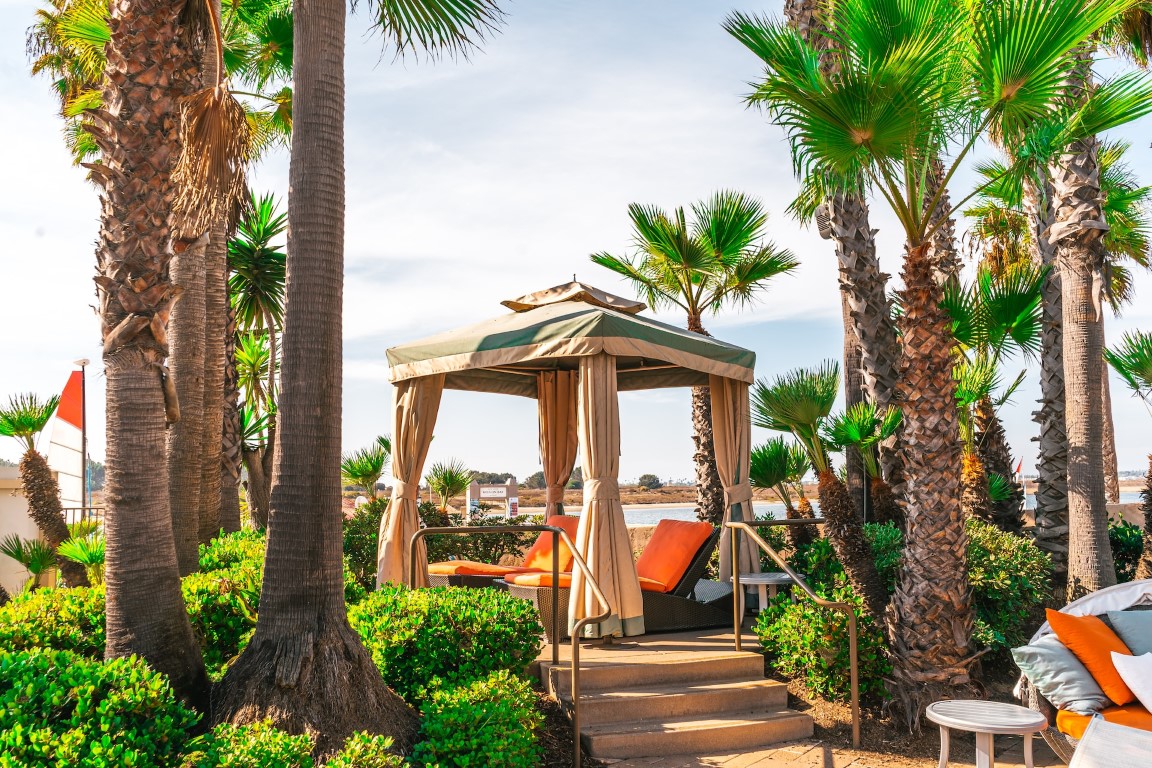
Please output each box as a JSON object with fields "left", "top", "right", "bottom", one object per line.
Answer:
{"left": 392, "top": 479, "right": 419, "bottom": 501}
{"left": 723, "top": 482, "right": 753, "bottom": 508}
{"left": 545, "top": 484, "right": 566, "bottom": 505}
{"left": 584, "top": 477, "right": 620, "bottom": 501}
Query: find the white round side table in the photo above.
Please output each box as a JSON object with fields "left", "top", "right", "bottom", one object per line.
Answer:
{"left": 730, "top": 572, "right": 803, "bottom": 617}
{"left": 925, "top": 699, "right": 1048, "bottom": 768}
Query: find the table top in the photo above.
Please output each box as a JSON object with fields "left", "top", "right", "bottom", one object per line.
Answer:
{"left": 925, "top": 700, "right": 1048, "bottom": 734}
{"left": 733, "top": 572, "right": 803, "bottom": 585}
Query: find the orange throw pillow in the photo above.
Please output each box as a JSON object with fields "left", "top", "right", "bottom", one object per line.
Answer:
{"left": 635, "top": 519, "right": 714, "bottom": 593}
{"left": 521, "top": 515, "right": 581, "bottom": 572}
{"left": 1047, "top": 609, "right": 1135, "bottom": 705}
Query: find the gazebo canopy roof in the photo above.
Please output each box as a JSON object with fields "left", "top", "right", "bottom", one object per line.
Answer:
{"left": 386, "top": 282, "right": 756, "bottom": 398}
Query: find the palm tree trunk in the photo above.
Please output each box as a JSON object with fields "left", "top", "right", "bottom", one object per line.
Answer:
{"left": 842, "top": 298, "right": 867, "bottom": 520}
{"left": 817, "top": 469, "right": 889, "bottom": 622}
{"left": 167, "top": 233, "right": 207, "bottom": 576}
{"left": 869, "top": 477, "right": 902, "bottom": 527}
{"left": 199, "top": 221, "right": 227, "bottom": 541}
{"left": 1025, "top": 172, "right": 1069, "bottom": 584}
{"left": 212, "top": 0, "right": 416, "bottom": 748}
{"left": 1100, "top": 348, "right": 1120, "bottom": 504}
{"left": 242, "top": 446, "right": 270, "bottom": 529}
{"left": 975, "top": 397, "right": 1024, "bottom": 532}
{"left": 92, "top": 0, "right": 207, "bottom": 708}
{"left": 925, "top": 155, "right": 962, "bottom": 286}
{"left": 960, "top": 452, "right": 993, "bottom": 523}
{"left": 18, "top": 449, "right": 89, "bottom": 587}
{"left": 687, "top": 315, "right": 726, "bottom": 526}
{"left": 1135, "top": 455, "right": 1152, "bottom": 581}
{"left": 886, "top": 241, "right": 974, "bottom": 723}
{"left": 220, "top": 300, "right": 243, "bottom": 532}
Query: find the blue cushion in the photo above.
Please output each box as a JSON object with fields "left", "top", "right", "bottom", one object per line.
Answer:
{"left": 1012, "top": 634, "right": 1112, "bottom": 715}
{"left": 1107, "top": 610, "right": 1152, "bottom": 656}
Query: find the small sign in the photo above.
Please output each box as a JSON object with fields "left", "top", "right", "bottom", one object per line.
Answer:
{"left": 479, "top": 486, "right": 506, "bottom": 499}
{"left": 508, "top": 498, "right": 519, "bottom": 517}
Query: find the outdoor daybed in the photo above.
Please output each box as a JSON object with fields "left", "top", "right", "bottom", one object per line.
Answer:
{"left": 426, "top": 514, "right": 581, "bottom": 588}
{"left": 1015, "top": 579, "right": 1152, "bottom": 763}
{"left": 503, "top": 519, "right": 734, "bottom": 642}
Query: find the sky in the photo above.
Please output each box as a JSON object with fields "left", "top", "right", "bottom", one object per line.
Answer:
{"left": 1, "top": 0, "right": 1150, "bottom": 484}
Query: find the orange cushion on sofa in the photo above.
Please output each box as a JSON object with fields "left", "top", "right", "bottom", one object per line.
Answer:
{"left": 521, "top": 515, "right": 582, "bottom": 572}
{"left": 505, "top": 571, "right": 572, "bottom": 588}
{"left": 1047, "top": 609, "right": 1135, "bottom": 705}
{"left": 427, "top": 560, "right": 533, "bottom": 577}
{"left": 1056, "top": 703, "right": 1152, "bottom": 739}
{"left": 635, "top": 520, "right": 714, "bottom": 593}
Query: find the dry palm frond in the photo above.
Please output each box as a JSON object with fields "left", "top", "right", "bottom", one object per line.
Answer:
{"left": 172, "top": 84, "right": 250, "bottom": 238}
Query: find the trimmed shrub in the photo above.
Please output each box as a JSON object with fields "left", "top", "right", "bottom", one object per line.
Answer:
{"left": 787, "top": 522, "right": 902, "bottom": 594}
{"left": 411, "top": 670, "right": 543, "bottom": 768}
{"left": 348, "top": 584, "right": 543, "bottom": 703}
{"left": 754, "top": 585, "right": 891, "bottom": 701}
{"left": 327, "top": 733, "right": 404, "bottom": 768}
{"left": 0, "top": 649, "right": 198, "bottom": 768}
{"left": 199, "top": 530, "right": 266, "bottom": 572}
{"left": 180, "top": 721, "right": 313, "bottom": 767}
{"left": 181, "top": 568, "right": 260, "bottom": 680}
{"left": 966, "top": 517, "right": 1051, "bottom": 652}
{"left": 1109, "top": 520, "right": 1144, "bottom": 583}
{"left": 0, "top": 585, "right": 105, "bottom": 659}
{"left": 345, "top": 500, "right": 387, "bottom": 590}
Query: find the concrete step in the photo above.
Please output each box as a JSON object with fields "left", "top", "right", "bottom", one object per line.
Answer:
{"left": 541, "top": 652, "right": 764, "bottom": 695}
{"left": 564, "top": 679, "right": 789, "bottom": 726}
{"left": 581, "top": 710, "right": 815, "bottom": 759}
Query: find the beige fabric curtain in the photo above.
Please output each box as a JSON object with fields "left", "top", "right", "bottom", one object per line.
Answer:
{"left": 710, "top": 374, "right": 760, "bottom": 581}
{"left": 537, "top": 371, "right": 579, "bottom": 516}
{"left": 376, "top": 374, "right": 445, "bottom": 588}
{"left": 568, "top": 354, "right": 645, "bottom": 638}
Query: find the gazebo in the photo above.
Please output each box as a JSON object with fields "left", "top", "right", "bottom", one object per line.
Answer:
{"left": 375, "top": 282, "right": 760, "bottom": 638}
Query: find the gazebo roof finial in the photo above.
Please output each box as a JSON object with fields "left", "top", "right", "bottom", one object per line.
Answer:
{"left": 501, "top": 281, "right": 646, "bottom": 315}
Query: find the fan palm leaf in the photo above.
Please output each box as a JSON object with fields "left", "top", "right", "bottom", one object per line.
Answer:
{"left": 0, "top": 394, "right": 60, "bottom": 453}
{"left": 425, "top": 459, "right": 473, "bottom": 512}
{"left": 823, "top": 401, "right": 902, "bottom": 479}
{"left": 58, "top": 533, "right": 106, "bottom": 584}
{"left": 341, "top": 444, "right": 389, "bottom": 500}
{"left": 751, "top": 361, "right": 839, "bottom": 473}
{"left": 1105, "top": 330, "right": 1152, "bottom": 404}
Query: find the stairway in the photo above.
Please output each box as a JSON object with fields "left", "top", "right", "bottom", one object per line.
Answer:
{"left": 538, "top": 643, "right": 813, "bottom": 759}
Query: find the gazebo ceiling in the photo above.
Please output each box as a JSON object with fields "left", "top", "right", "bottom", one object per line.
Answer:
{"left": 386, "top": 284, "right": 756, "bottom": 398}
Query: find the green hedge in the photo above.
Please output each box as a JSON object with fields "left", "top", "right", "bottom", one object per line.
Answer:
{"left": 181, "top": 568, "right": 261, "bottom": 680}
{"left": 180, "top": 721, "right": 313, "bottom": 768}
{"left": 200, "top": 529, "right": 267, "bottom": 572}
{"left": 348, "top": 584, "right": 543, "bottom": 704}
{"left": 0, "top": 649, "right": 198, "bottom": 768}
{"left": 344, "top": 500, "right": 387, "bottom": 590}
{"left": 0, "top": 585, "right": 105, "bottom": 659}
{"left": 410, "top": 670, "right": 543, "bottom": 768}
{"left": 327, "top": 733, "right": 404, "bottom": 768}
{"left": 1109, "top": 520, "right": 1144, "bottom": 583}
{"left": 966, "top": 518, "right": 1051, "bottom": 651}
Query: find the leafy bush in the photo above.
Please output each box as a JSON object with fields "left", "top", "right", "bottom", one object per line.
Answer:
{"left": 348, "top": 584, "right": 543, "bottom": 703}
{"left": 421, "top": 508, "right": 538, "bottom": 566}
{"left": 345, "top": 499, "right": 387, "bottom": 590}
{"left": 754, "top": 585, "right": 891, "bottom": 701}
{"left": 411, "top": 670, "right": 543, "bottom": 768}
{"left": 180, "top": 720, "right": 313, "bottom": 767}
{"left": 0, "top": 585, "right": 105, "bottom": 658}
{"left": 787, "top": 522, "right": 902, "bottom": 594}
{"left": 200, "top": 529, "right": 266, "bottom": 572}
{"left": 0, "top": 649, "right": 198, "bottom": 768}
{"left": 966, "top": 517, "right": 1051, "bottom": 651}
{"left": 1109, "top": 520, "right": 1145, "bottom": 583}
{"left": 181, "top": 568, "right": 260, "bottom": 680}
{"left": 637, "top": 473, "right": 663, "bottom": 490}
{"left": 327, "top": 733, "right": 404, "bottom": 768}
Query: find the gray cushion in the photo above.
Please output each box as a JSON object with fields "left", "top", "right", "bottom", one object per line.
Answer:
{"left": 1013, "top": 634, "right": 1112, "bottom": 715}
{"left": 1107, "top": 610, "right": 1152, "bottom": 656}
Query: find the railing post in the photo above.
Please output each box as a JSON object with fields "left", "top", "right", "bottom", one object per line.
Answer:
{"left": 551, "top": 530, "right": 560, "bottom": 667}
{"left": 731, "top": 526, "right": 742, "bottom": 652}
{"left": 848, "top": 610, "right": 860, "bottom": 748}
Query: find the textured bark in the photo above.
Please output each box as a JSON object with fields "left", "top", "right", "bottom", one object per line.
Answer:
{"left": 688, "top": 316, "right": 726, "bottom": 526}
{"left": 960, "top": 452, "right": 993, "bottom": 523}
{"left": 1025, "top": 175, "right": 1069, "bottom": 583}
{"left": 220, "top": 300, "right": 243, "bottom": 532}
{"left": 212, "top": 0, "right": 416, "bottom": 749}
{"left": 974, "top": 397, "right": 1024, "bottom": 532}
{"left": 242, "top": 444, "right": 271, "bottom": 529}
{"left": 1136, "top": 455, "right": 1152, "bottom": 582}
{"left": 842, "top": 296, "right": 867, "bottom": 521}
{"left": 886, "top": 242, "right": 974, "bottom": 723}
{"left": 869, "top": 477, "right": 902, "bottom": 527}
{"left": 925, "top": 156, "right": 963, "bottom": 285}
{"left": 1101, "top": 356, "right": 1120, "bottom": 504}
{"left": 817, "top": 470, "right": 889, "bottom": 625}
{"left": 167, "top": 234, "right": 207, "bottom": 576}
{"left": 199, "top": 220, "right": 227, "bottom": 541}
{"left": 18, "top": 450, "right": 89, "bottom": 587}
{"left": 92, "top": 0, "right": 207, "bottom": 707}
{"left": 0, "top": 584, "right": 9, "bottom": 606}
{"left": 786, "top": 491, "right": 816, "bottom": 549}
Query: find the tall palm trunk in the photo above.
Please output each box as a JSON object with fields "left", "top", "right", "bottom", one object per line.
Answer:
{"left": 242, "top": 439, "right": 272, "bottom": 529}
{"left": 1100, "top": 352, "right": 1120, "bottom": 504}
{"left": 926, "top": 156, "right": 962, "bottom": 285}
{"left": 960, "top": 452, "right": 993, "bottom": 522}
{"left": 975, "top": 397, "right": 1024, "bottom": 532}
{"left": 92, "top": 0, "right": 207, "bottom": 707}
{"left": 168, "top": 233, "right": 207, "bottom": 575}
{"left": 220, "top": 300, "right": 243, "bottom": 531}
{"left": 1136, "top": 455, "right": 1152, "bottom": 581}
{"left": 199, "top": 220, "right": 227, "bottom": 541}
{"left": 213, "top": 0, "right": 416, "bottom": 748}
{"left": 687, "top": 315, "right": 726, "bottom": 526}
{"left": 842, "top": 301, "right": 867, "bottom": 520}
{"left": 817, "top": 469, "right": 889, "bottom": 623}
{"left": 18, "top": 449, "right": 89, "bottom": 587}
{"left": 887, "top": 242, "right": 973, "bottom": 722}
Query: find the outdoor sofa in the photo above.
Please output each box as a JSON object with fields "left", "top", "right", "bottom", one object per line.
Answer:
{"left": 425, "top": 514, "right": 581, "bottom": 589}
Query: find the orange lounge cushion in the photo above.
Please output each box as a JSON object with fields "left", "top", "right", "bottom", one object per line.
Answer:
{"left": 1047, "top": 609, "right": 1136, "bottom": 705}
{"left": 503, "top": 571, "right": 665, "bottom": 592}
{"left": 427, "top": 561, "right": 535, "bottom": 577}
{"left": 1055, "top": 703, "right": 1152, "bottom": 739}
{"left": 521, "top": 515, "right": 582, "bottom": 572}
{"left": 634, "top": 519, "right": 714, "bottom": 593}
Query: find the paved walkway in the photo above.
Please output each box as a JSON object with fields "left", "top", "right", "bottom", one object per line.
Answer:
{"left": 605, "top": 733, "right": 1062, "bottom": 767}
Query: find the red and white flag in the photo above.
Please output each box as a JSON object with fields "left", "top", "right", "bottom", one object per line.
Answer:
{"left": 46, "top": 371, "right": 84, "bottom": 510}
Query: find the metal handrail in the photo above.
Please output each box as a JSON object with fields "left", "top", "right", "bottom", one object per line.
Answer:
{"left": 726, "top": 518, "right": 860, "bottom": 748}
{"left": 409, "top": 524, "right": 611, "bottom": 767}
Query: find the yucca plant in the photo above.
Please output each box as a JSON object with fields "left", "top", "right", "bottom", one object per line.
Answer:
{"left": 1104, "top": 329, "right": 1152, "bottom": 580}
{"left": 823, "top": 402, "right": 903, "bottom": 526}
{"left": 426, "top": 460, "right": 473, "bottom": 514}
{"left": 752, "top": 361, "right": 888, "bottom": 623}
{"left": 58, "top": 533, "right": 106, "bottom": 585}
{"left": 341, "top": 439, "right": 391, "bottom": 500}
{"left": 749, "top": 436, "right": 814, "bottom": 548}
{"left": 0, "top": 534, "right": 58, "bottom": 591}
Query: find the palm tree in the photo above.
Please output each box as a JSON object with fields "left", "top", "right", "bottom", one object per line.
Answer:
{"left": 592, "top": 191, "right": 799, "bottom": 526}
{"left": 426, "top": 459, "right": 473, "bottom": 514}
{"left": 749, "top": 436, "right": 814, "bottom": 548}
{"left": 823, "top": 401, "right": 903, "bottom": 526}
{"left": 342, "top": 440, "right": 391, "bottom": 500}
{"left": 1104, "top": 330, "right": 1152, "bottom": 580}
{"left": 752, "top": 361, "right": 889, "bottom": 623}
{"left": 0, "top": 394, "right": 89, "bottom": 588}
{"left": 0, "top": 534, "right": 58, "bottom": 592}
{"left": 213, "top": 0, "right": 504, "bottom": 750}
{"left": 727, "top": 0, "right": 1143, "bottom": 712}
{"left": 58, "top": 532, "right": 106, "bottom": 585}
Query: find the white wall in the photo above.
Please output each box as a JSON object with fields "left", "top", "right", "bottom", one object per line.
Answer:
{"left": 0, "top": 467, "right": 43, "bottom": 595}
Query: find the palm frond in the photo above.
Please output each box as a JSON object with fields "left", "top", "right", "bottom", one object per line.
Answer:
{"left": 953, "top": 357, "right": 1001, "bottom": 410}
{"left": 0, "top": 393, "right": 61, "bottom": 451}
{"left": 987, "top": 472, "right": 1015, "bottom": 503}
{"left": 341, "top": 442, "right": 389, "bottom": 498}
{"left": 750, "top": 436, "right": 809, "bottom": 491}
{"left": 229, "top": 191, "right": 287, "bottom": 331}
{"left": 751, "top": 361, "right": 839, "bottom": 473}
{"left": 425, "top": 458, "right": 473, "bottom": 510}
{"left": 368, "top": 0, "right": 504, "bottom": 60}
{"left": 57, "top": 533, "right": 105, "bottom": 584}
{"left": 1105, "top": 329, "right": 1152, "bottom": 401}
